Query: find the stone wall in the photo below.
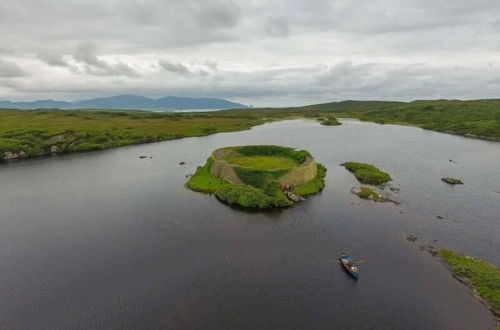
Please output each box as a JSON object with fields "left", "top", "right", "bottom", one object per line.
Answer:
{"left": 278, "top": 158, "right": 317, "bottom": 186}
{"left": 209, "top": 147, "right": 318, "bottom": 186}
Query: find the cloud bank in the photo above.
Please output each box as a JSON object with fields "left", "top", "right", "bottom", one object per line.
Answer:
{"left": 1, "top": 0, "right": 500, "bottom": 106}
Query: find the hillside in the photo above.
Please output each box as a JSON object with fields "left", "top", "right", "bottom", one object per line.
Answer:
{"left": 0, "top": 95, "right": 248, "bottom": 110}
{"left": 0, "top": 98, "right": 499, "bottom": 161}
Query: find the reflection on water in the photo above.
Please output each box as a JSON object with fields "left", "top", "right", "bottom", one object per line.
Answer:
{"left": 0, "top": 119, "right": 498, "bottom": 329}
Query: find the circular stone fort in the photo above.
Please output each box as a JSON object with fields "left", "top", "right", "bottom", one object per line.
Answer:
{"left": 210, "top": 146, "right": 318, "bottom": 187}
{"left": 186, "top": 145, "right": 326, "bottom": 209}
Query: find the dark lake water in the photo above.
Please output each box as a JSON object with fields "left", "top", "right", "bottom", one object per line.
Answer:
{"left": 0, "top": 119, "right": 498, "bottom": 329}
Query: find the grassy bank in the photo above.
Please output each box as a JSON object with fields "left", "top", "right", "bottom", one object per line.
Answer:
{"left": 293, "top": 164, "right": 327, "bottom": 196}
{"left": 0, "top": 109, "right": 265, "bottom": 159}
{"left": 356, "top": 100, "right": 500, "bottom": 141}
{"left": 440, "top": 250, "right": 500, "bottom": 318}
{"left": 185, "top": 157, "right": 228, "bottom": 193}
{"left": 1, "top": 98, "right": 499, "bottom": 160}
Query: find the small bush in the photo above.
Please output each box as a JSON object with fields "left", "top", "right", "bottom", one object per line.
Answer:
{"left": 215, "top": 183, "right": 292, "bottom": 208}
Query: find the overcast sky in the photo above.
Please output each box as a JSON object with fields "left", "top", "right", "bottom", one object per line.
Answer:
{"left": 1, "top": 0, "right": 500, "bottom": 106}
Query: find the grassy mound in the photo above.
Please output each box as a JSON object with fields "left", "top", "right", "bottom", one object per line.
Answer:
{"left": 342, "top": 162, "right": 392, "bottom": 185}
{"left": 227, "top": 155, "right": 297, "bottom": 169}
{"left": 440, "top": 250, "right": 500, "bottom": 316}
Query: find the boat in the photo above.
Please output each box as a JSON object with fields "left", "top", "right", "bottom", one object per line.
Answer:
{"left": 339, "top": 252, "right": 359, "bottom": 279}
{"left": 286, "top": 191, "right": 300, "bottom": 202}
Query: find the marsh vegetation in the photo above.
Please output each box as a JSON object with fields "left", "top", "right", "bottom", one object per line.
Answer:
{"left": 1, "top": 98, "right": 500, "bottom": 160}
{"left": 440, "top": 250, "right": 500, "bottom": 317}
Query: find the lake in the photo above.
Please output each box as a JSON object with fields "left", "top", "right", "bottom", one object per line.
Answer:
{"left": 0, "top": 119, "right": 498, "bottom": 329}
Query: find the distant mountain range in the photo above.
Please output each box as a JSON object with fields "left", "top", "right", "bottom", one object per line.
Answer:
{"left": 0, "top": 95, "right": 248, "bottom": 110}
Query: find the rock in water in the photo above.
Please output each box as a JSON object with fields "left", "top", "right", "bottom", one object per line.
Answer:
{"left": 441, "top": 177, "right": 463, "bottom": 185}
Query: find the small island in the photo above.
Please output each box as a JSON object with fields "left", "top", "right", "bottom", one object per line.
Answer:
{"left": 187, "top": 145, "right": 326, "bottom": 209}
{"left": 342, "top": 162, "right": 392, "bottom": 185}
{"left": 442, "top": 177, "right": 463, "bottom": 185}
{"left": 317, "top": 116, "right": 342, "bottom": 126}
{"left": 351, "top": 187, "right": 387, "bottom": 202}
{"left": 342, "top": 162, "right": 392, "bottom": 202}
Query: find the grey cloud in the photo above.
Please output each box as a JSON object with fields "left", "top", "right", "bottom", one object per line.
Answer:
{"left": 192, "top": 1, "right": 241, "bottom": 28}
{"left": 74, "top": 44, "right": 139, "bottom": 77}
{"left": 11, "top": 61, "right": 500, "bottom": 107}
{"left": 158, "top": 60, "right": 191, "bottom": 75}
{"left": 1, "top": 0, "right": 500, "bottom": 105}
{"left": 38, "top": 52, "right": 70, "bottom": 67}
{"left": 265, "top": 17, "right": 290, "bottom": 37}
{"left": 158, "top": 59, "right": 213, "bottom": 77}
{"left": 0, "top": 59, "right": 27, "bottom": 77}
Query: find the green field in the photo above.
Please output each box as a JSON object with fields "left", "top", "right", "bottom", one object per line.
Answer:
{"left": 227, "top": 155, "right": 297, "bottom": 169}
{"left": 0, "top": 109, "right": 265, "bottom": 158}
{"left": 342, "top": 162, "right": 392, "bottom": 185}
{"left": 440, "top": 250, "right": 500, "bottom": 316}
{"left": 1, "top": 98, "right": 499, "bottom": 160}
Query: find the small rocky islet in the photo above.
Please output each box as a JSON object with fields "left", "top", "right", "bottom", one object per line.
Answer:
{"left": 441, "top": 177, "right": 463, "bottom": 185}
{"left": 342, "top": 162, "right": 392, "bottom": 202}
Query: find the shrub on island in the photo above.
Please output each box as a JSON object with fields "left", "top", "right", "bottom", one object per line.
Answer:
{"left": 317, "top": 116, "right": 342, "bottom": 126}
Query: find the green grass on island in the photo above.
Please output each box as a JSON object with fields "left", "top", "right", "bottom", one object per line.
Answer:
{"left": 440, "top": 250, "right": 500, "bottom": 316}
{"left": 442, "top": 177, "right": 464, "bottom": 185}
{"left": 292, "top": 164, "right": 327, "bottom": 196}
{"left": 226, "top": 155, "right": 297, "bottom": 169}
{"left": 317, "top": 116, "right": 342, "bottom": 126}
{"left": 185, "top": 158, "right": 229, "bottom": 194}
{"left": 1, "top": 98, "right": 500, "bottom": 161}
{"left": 187, "top": 145, "right": 325, "bottom": 209}
{"left": 342, "top": 162, "right": 392, "bottom": 185}
{"left": 351, "top": 186, "right": 387, "bottom": 202}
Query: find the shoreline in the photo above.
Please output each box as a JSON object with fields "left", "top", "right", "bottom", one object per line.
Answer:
{"left": 1, "top": 114, "right": 498, "bottom": 164}
{"left": 437, "top": 252, "right": 500, "bottom": 323}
